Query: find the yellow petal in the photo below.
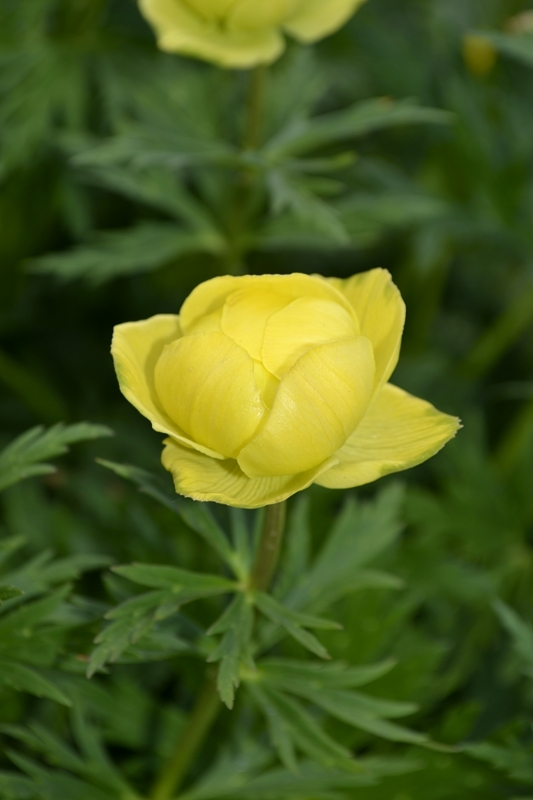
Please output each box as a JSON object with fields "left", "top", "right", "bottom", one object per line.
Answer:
{"left": 238, "top": 336, "right": 375, "bottom": 478}
{"left": 154, "top": 331, "right": 265, "bottom": 459}
{"left": 262, "top": 296, "right": 358, "bottom": 379}
{"left": 229, "top": 0, "right": 300, "bottom": 29}
{"left": 183, "top": 0, "right": 237, "bottom": 21}
{"left": 283, "top": 0, "right": 367, "bottom": 42}
{"left": 112, "top": 315, "right": 221, "bottom": 458}
{"left": 180, "top": 273, "right": 355, "bottom": 334}
{"left": 221, "top": 289, "right": 289, "bottom": 360}
{"left": 162, "top": 438, "right": 337, "bottom": 509}
{"left": 186, "top": 308, "right": 223, "bottom": 335}
{"left": 332, "top": 269, "right": 405, "bottom": 389}
{"left": 138, "top": 0, "right": 284, "bottom": 68}
{"left": 316, "top": 383, "right": 461, "bottom": 489}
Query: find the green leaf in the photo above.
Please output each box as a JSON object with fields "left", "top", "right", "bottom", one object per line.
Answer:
{"left": 98, "top": 460, "right": 237, "bottom": 570}
{"left": 208, "top": 595, "right": 254, "bottom": 709}
{"left": 286, "top": 484, "right": 405, "bottom": 614}
{"left": 0, "top": 585, "right": 70, "bottom": 644}
{"left": 0, "top": 585, "right": 23, "bottom": 605}
{"left": 261, "top": 688, "right": 359, "bottom": 772}
{"left": 493, "top": 599, "right": 533, "bottom": 669}
{"left": 467, "top": 741, "right": 533, "bottom": 784}
{"left": 246, "top": 683, "right": 298, "bottom": 773}
{"left": 264, "top": 98, "right": 453, "bottom": 161}
{"left": 255, "top": 592, "right": 336, "bottom": 660}
{"left": 113, "top": 564, "right": 236, "bottom": 594}
{"left": 259, "top": 658, "right": 397, "bottom": 690}
{"left": 266, "top": 169, "right": 350, "bottom": 245}
{"left": 0, "top": 659, "right": 71, "bottom": 705}
{"left": 30, "top": 223, "right": 224, "bottom": 285}
{"left": 0, "top": 423, "right": 113, "bottom": 492}
{"left": 77, "top": 163, "right": 220, "bottom": 230}
{"left": 483, "top": 31, "right": 533, "bottom": 67}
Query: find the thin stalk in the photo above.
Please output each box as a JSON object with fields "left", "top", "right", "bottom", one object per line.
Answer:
{"left": 223, "top": 65, "right": 267, "bottom": 274}
{"left": 250, "top": 502, "right": 287, "bottom": 593}
{"left": 150, "top": 673, "right": 221, "bottom": 800}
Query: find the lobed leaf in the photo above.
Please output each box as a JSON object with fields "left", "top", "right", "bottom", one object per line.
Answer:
{"left": 0, "top": 423, "right": 112, "bottom": 493}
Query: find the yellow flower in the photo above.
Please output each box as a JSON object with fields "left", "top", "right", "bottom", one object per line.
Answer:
{"left": 112, "top": 271, "right": 460, "bottom": 508}
{"left": 462, "top": 34, "right": 497, "bottom": 78}
{"left": 138, "top": 0, "right": 367, "bottom": 68}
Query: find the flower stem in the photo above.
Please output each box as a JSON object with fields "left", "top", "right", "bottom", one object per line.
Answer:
{"left": 250, "top": 502, "right": 287, "bottom": 593}
{"left": 150, "top": 672, "right": 221, "bottom": 800}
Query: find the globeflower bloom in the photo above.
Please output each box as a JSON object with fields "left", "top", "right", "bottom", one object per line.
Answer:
{"left": 138, "top": 0, "right": 367, "bottom": 68}
{"left": 112, "top": 271, "right": 459, "bottom": 508}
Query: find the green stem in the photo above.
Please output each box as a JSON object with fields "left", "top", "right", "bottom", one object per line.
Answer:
{"left": 223, "top": 65, "right": 267, "bottom": 275}
{"left": 150, "top": 673, "right": 221, "bottom": 800}
{"left": 250, "top": 502, "right": 287, "bottom": 593}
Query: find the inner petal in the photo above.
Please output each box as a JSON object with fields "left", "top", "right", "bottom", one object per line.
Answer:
{"left": 221, "top": 289, "right": 290, "bottom": 360}
{"left": 154, "top": 331, "right": 265, "bottom": 459}
{"left": 238, "top": 335, "right": 375, "bottom": 478}
{"left": 182, "top": 0, "right": 238, "bottom": 21}
{"left": 262, "top": 297, "right": 359, "bottom": 379}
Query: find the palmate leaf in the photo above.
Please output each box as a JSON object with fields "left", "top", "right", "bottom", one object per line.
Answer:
{"left": 254, "top": 592, "right": 340, "bottom": 660}
{"left": 208, "top": 594, "right": 254, "bottom": 709}
{"left": 2, "top": 710, "right": 138, "bottom": 800}
{"left": 180, "top": 742, "right": 420, "bottom": 800}
{"left": 88, "top": 563, "right": 236, "bottom": 677}
{"left": 72, "top": 124, "right": 237, "bottom": 172}
{"left": 248, "top": 686, "right": 356, "bottom": 777}
{"left": 1, "top": 547, "right": 111, "bottom": 601}
{"left": 266, "top": 169, "right": 350, "bottom": 245}
{"left": 250, "top": 656, "right": 437, "bottom": 760}
{"left": 467, "top": 741, "right": 533, "bottom": 785}
{"left": 493, "top": 599, "right": 533, "bottom": 671}
{"left": 30, "top": 223, "right": 224, "bottom": 284}
{"left": 264, "top": 98, "right": 453, "bottom": 162}
{"left": 0, "top": 584, "right": 23, "bottom": 604}
{"left": 0, "top": 423, "right": 112, "bottom": 492}
{"left": 283, "top": 484, "right": 405, "bottom": 614}
{"left": 0, "top": 586, "right": 74, "bottom": 705}
{"left": 76, "top": 162, "right": 219, "bottom": 230}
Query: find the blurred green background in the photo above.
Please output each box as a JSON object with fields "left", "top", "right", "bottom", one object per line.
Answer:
{"left": 1, "top": 0, "right": 533, "bottom": 797}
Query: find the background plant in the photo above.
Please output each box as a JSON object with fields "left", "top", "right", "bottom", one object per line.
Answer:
{"left": 1, "top": 0, "right": 533, "bottom": 798}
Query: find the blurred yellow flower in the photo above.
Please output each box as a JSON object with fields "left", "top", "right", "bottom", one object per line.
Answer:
{"left": 462, "top": 33, "right": 497, "bottom": 77}
{"left": 112, "top": 271, "right": 460, "bottom": 508}
{"left": 138, "top": 0, "right": 367, "bottom": 68}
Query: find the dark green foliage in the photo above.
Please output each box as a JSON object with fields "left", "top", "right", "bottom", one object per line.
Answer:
{"left": 1, "top": 0, "right": 533, "bottom": 798}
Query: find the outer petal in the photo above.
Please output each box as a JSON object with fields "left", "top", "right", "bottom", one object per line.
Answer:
{"left": 162, "top": 438, "right": 337, "bottom": 509}
{"left": 315, "top": 384, "right": 461, "bottom": 489}
{"left": 112, "top": 315, "right": 222, "bottom": 459}
{"left": 283, "top": 0, "right": 367, "bottom": 42}
{"left": 180, "top": 273, "right": 357, "bottom": 334}
{"left": 138, "top": 0, "right": 284, "bottom": 68}
{"left": 262, "top": 296, "right": 358, "bottom": 378}
{"left": 154, "top": 331, "right": 266, "bottom": 459}
{"left": 238, "top": 336, "right": 375, "bottom": 478}
{"left": 331, "top": 269, "right": 405, "bottom": 390}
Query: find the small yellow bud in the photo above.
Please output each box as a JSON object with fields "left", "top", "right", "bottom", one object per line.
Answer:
{"left": 462, "top": 33, "right": 497, "bottom": 77}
